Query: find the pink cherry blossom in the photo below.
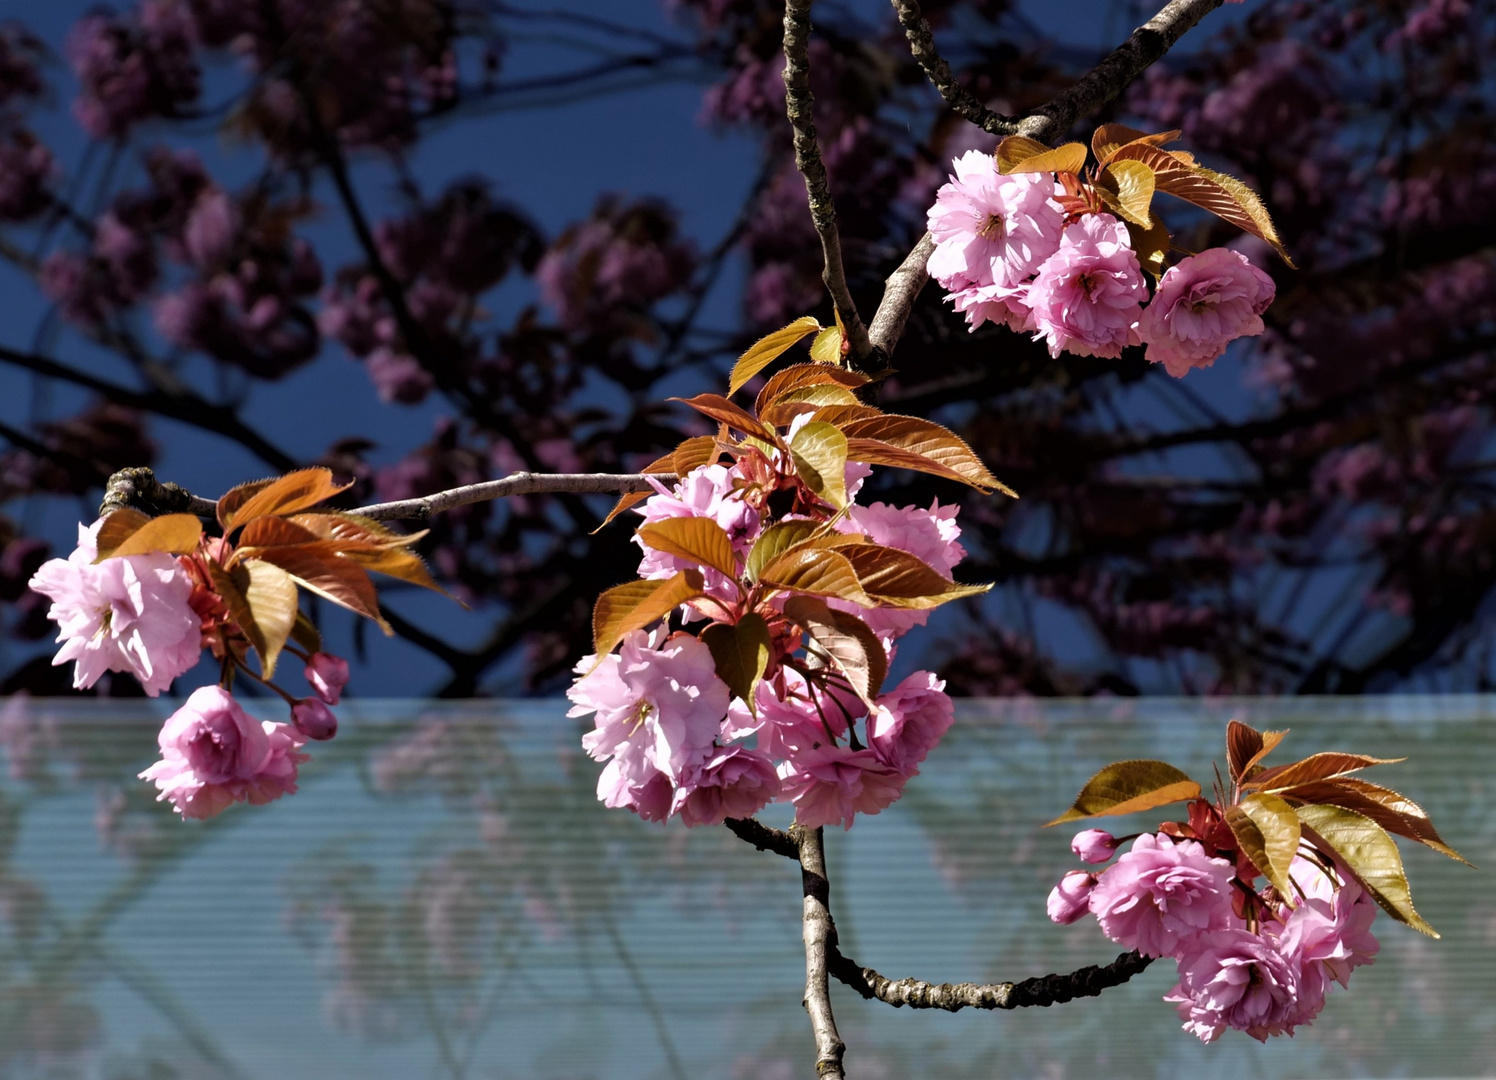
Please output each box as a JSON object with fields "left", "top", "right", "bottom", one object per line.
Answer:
{"left": 1088, "top": 833, "right": 1235, "bottom": 957}
{"left": 778, "top": 744, "right": 908, "bottom": 830}
{"left": 830, "top": 500, "right": 967, "bottom": 638}
{"left": 1136, "top": 247, "right": 1276, "bottom": 376}
{"left": 636, "top": 463, "right": 759, "bottom": 555}
{"left": 1166, "top": 929, "right": 1303, "bottom": 1042}
{"left": 948, "top": 280, "right": 1034, "bottom": 333}
{"left": 139, "top": 686, "right": 308, "bottom": 819}
{"left": 671, "top": 745, "right": 781, "bottom": 826}
{"left": 596, "top": 758, "right": 674, "bottom": 822}
{"left": 1047, "top": 871, "right": 1097, "bottom": 924}
{"left": 1276, "top": 858, "right": 1380, "bottom": 995}
{"left": 1071, "top": 828, "right": 1119, "bottom": 864}
{"left": 1027, "top": 213, "right": 1148, "bottom": 359}
{"left": 304, "top": 652, "right": 350, "bottom": 705}
{"left": 927, "top": 150, "right": 1063, "bottom": 290}
{"left": 731, "top": 674, "right": 851, "bottom": 759}
{"left": 866, "top": 671, "right": 953, "bottom": 774}
{"left": 28, "top": 521, "right": 202, "bottom": 696}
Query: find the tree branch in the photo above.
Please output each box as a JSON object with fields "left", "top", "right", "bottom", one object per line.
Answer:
{"left": 867, "top": 232, "right": 936, "bottom": 362}
{"left": 355, "top": 472, "right": 671, "bottom": 522}
{"left": 724, "top": 816, "right": 800, "bottom": 859}
{"left": 827, "top": 947, "right": 1154, "bottom": 1010}
{"left": 782, "top": 0, "right": 872, "bottom": 366}
{"left": 888, "top": 0, "right": 1022, "bottom": 135}
{"left": 792, "top": 823, "right": 846, "bottom": 1080}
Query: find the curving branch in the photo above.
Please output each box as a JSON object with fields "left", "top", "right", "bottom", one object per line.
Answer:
{"left": 828, "top": 947, "right": 1154, "bottom": 1011}
{"left": 782, "top": 0, "right": 873, "bottom": 367}
{"left": 792, "top": 824, "right": 847, "bottom": 1080}
{"left": 888, "top": 0, "right": 1022, "bottom": 135}
{"left": 724, "top": 816, "right": 800, "bottom": 859}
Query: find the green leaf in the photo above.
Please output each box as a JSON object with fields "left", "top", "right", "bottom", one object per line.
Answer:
{"left": 1296, "top": 803, "right": 1438, "bottom": 937}
{"left": 758, "top": 547, "right": 874, "bottom": 607}
{"left": 701, "top": 612, "right": 772, "bottom": 709}
{"left": 727, "top": 315, "right": 821, "bottom": 395}
{"left": 789, "top": 420, "right": 849, "bottom": 509}
{"left": 1098, "top": 159, "right": 1155, "bottom": 228}
{"left": 98, "top": 513, "right": 202, "bottom": 560}
{"left": 591, "top": 570, "right": 704, "bottom": 658}
{"left": 782, "top": 595, "right": 888, "bottom": 703}
{"left": 1046, "top": 760, "right": 1201, "bottom": 827}
{"left": 636, "top": 517, "right": 740, "bottom": 580}
{"left": 809, "top": 325, "right": 844, "bottom": 364}
{"left": 745, "top": 521, "right": 819, "bottom": 583}
{"left": 1225, "top": 793, "right": 1300, "bottom": 901}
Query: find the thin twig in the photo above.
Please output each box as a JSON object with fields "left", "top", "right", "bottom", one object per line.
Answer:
{"left": 792, "top": 823, "right": 846, "bottom": 1080}
{"left": 827, "top": 946, "right": 1154, "bottom": 1010}
{"left": 888, "top": 0, "right": 1022, "bottom": 135}
{"left": 355, "top": 472, "right": 671, "bottom": 522}
{"left": 782, "top": 0, "right": 872, "bottom": 366}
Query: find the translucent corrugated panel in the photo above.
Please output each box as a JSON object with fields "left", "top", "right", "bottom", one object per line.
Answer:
{"left": 0, "top": 696, "right": 1491, "bottom": 1079}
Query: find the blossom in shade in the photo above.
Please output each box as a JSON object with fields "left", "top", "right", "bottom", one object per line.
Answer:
{"left": 1136, "top": 247, "right": 1276, "bottom": 377}
{"left": 866, "top": 671, "right": 953, "bottom": 774}
{"left": 778, "top": 745, "right": 908, "bottom": 830}
{"left": 139, "top": 686, "right": 308, "bottom": 819}
{"left": 1166, "top": 929, "right": 1303, "bottom": 1042}
{"left": 305, "top": 652, "right": 350, "bottom": 705}
{"left": 927, "top": 151, "right": 1063, "bottom": 290}
{"left": 1071, "top": 828, "right": 1119, "bottom": 864}
{"left": 1047, "top": 871, "right": 1097, "bottom": 924}
{"left": 28, "top": 521, "right": 202, "bottom": 696}
{"left": 671, "top": 745, "right": 781, "bottom": 826}
{"left": 1088, "top": 833, "right": 1235, "bottom": 957}
{"left": 1028, "top": 213, "right": 1149, "bottom": 359}
{"left": 292, "top": 698, "right": 338, "bottom": 742}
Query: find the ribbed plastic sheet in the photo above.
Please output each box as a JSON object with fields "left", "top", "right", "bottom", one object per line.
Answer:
{"left": 0, "top": 696, "right": 1491, "bottom": 1079}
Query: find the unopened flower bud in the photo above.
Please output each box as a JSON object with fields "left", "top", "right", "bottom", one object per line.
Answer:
{"left": 1071, "top": 828, "right": 1120, "bottom": 864}
{"left": 292, "top": 698, "right": 337, "bottom": 741}
{"left": 1047, "top": 871, "right": 1097, "bottom": 925}
{"left": 304, "top": 652, "right": 349, "bottom": 705}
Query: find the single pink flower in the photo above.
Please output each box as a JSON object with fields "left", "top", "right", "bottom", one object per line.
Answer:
{"left": 671, "top": 745, "right": 781, "bottom": 826}
{"left": 139, "top": 686, "right": 308, "bottom": 819}
{"left": 304, "top": 652, "right": 350, "bottom": 705}
{"left": 948, "top": 280, "right": 1034, "bottom": 333}
{"left": 1027, "top": 213, "right": 1148, "bottom": 359}
{"left": 1071, "top": 828, "right": 1119, "bottom": 864}
{"left": 1088, "top": 833, "right": 1235, "bottom": 957}
{"left": 292, "top": 698, "right": 338, "bottom": 741}
{"left": 778, "top": 744, "right": 908, "bottom": 830}
{"left": 1166, "top": 929, "right": 1303, "bottom": 1042}
{"left": 1047, "top": 871, "right": 1097, "bottom": 924}
{"left": 866, "top": 671, "right": 953, "bottom": 774}
{"left": 1137, "top": 247, "right": 1276, "bottom": 376}
{"left": 28, "top": 520, "right": 202, "bottom": 696}
{"left": 927, "top": 150, "right": 1063, "bottom": 289}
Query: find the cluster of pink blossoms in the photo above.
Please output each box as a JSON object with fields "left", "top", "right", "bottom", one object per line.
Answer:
{"left": 927, "top": 150, "right": 1276, "bottom": 374}
{"left": 567, "top": 460, "right": 959, "bottom": 830}
{"left": 27, "top": 520, "right": 350, "bottom": 817}
{"left": 1049, "top": 826, "right": 1379, "bottom": 1041}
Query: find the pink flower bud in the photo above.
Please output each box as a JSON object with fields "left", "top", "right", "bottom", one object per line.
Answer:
{"left": 1047, "top": 871, "right": 1096, "bottom": 924}
{"left": 292, "top": 698, "right": 338, "bottom": 741}
{"left": 1071, "top": 828, "right": 1120, "bottom": 864}
{"left": 304, "top": 652, "right": 349, "bottom": 705}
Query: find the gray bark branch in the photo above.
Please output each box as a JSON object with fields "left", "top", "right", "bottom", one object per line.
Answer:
{"left": 792, "top": 823, "right": 847, "bottom": 1079}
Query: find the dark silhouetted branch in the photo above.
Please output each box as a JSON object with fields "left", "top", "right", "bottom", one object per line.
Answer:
{"left": 828, "top": 947, "right": 1154, "bottom": 1010}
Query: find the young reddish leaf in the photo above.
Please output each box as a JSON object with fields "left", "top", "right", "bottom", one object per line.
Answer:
{"left": 701, "top": 612, "right": 772, "bottom": 709}
{"left": 243, "top": 543, "right": 388, "bottom": 633}
{"left": 840, "top": 415, "right": 1014, "bottom": 495}
{"left": 1002, "top": 139, "right": 1088, "bottom": 176}
{"left": 994, "top": 135, "right": 1050, "bottom": 173}
{"left": 782, "top": 595, "right": 888, "bottom": 703}
{"left": 670, "top": 394, "right": 778, "bottom": 443}
{"left": 1226, "top": 719, "right": 1289, "bottom": 784}
{"left": 93, "top": 508, "right": 152, "bottom": 559}
{"left": 1046, "top": 760, "right": 1201, "bottom": 826}
{"left": 1284, "top": 778, "right": 1471, "bottom": 866}
{"left": 236, "top": 516, "right": 322, "bottom": 550}
{"left": 745, "top": 521, "right": 819, "bottom": 583}
{"left": 1247, "top": 752, "right": 1405, "bottom": 793}
{"left": 1091, "top": 124, "right": 1179, "bottom": 166}
{"left": 837, "top": 543, "right": 991, "bottom": 608}
{"left": 755, "top": 364, "right": 869, "bottom": 418}
{"left": 1297, "top": 803, "right": 1438, "bottom": 938}
{"left": 224, "top": 467, "right": 353, "bottom": 530}
{"left": 727, "top": 315, "right": 821, "bottom": 395}
{"left": 758, "top": 547, "right": 874, "bottom": 607}
{"left": 1097, "top": 159, "right": 1155, "bottom": 228}
{"left": 101, "top": 513, "right": 203, "bottom": 560}
{"left": 636, "top": 517, "right": 740, "bottom": 580}
{"left": 288, "top": 512, "right": 421, "bottom": 549}
{"left": 843, "top": 438, "right": 986, "bottom": 490}
{"left": 216, "top": 478, "right": 277, "bottom": 531}
{"left": 345, "top": 546, "right": 452, "bottom": 598}
{"left": 209, "top": 559, "right": 298, "bottom": 678}
{"left": 290, "top": 609, "right": 322, "bottom": 655}
{"left": 673, "top": 435, "right": 722, "bottom": 476}
{"left": 591, "top": 570, "right": 704, "bottom": 658}
{"left": 1125, "top": 218, "right": 1170, "bottom": 280}
{"left": 761, "top": 385, "right": 866, "bottom": 429}
{"left": 788, "top": 420, "right": 849, "bottom": 509}
{"left": 804, "top": 403, "right": 885, "bottom": 427}
{"left": 1225, "top": 793, "right": 1301, "bottom": 901}
{"left": 809, "top": 325, "right": 844, "bottom": 364}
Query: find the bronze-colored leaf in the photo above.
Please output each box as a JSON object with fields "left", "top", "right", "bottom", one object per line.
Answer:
{"left": 289, "top": 512, "right": 422, "bottom": 549}
{"left": 745, "top": 520, "right": 819, "bottom": 583}
{"left": 345, "top": 546, "right": 453, "bottom": 599}
{"left": 1091, "top": 124, "right": 1179, "bottom": 166}
{"left": 788, "top": 420, "right": 849, "bottom": 509}
{"left": 591, "top": 570, "right": 704, "bottom": 658}
{"left": 216, "top": 478, "right": 277, "bottom": 531}
{"left": 243, "top": 542, "right": 388, "bottom": 632}
{"left": 727, "top": 315, "right": 821, "bottom": 395}
{"left": 1285, "top": 778, "right": 1471, "bottom": 866}
{"left": 782, "top": 595, "right": 888, "bottom": 703}
{"left": 843, "top": 438, "right": 991, "bottom": 491}
{"left": 1297, "top": 804, "right": 1438, "bottom": 938}
{"left": 1248, "top": 752, "right": 1404, "bottom": 793}
{"left": 806, "top": 403, "right": 886, "bottom": 427}
{"left": 1226, "top": 793, "right": 1301, "bottom": 900}
{"left": 210, "top": 559, "right": 298, "bottom": 678}
{"left": 995, "top": 135, "right": 1050, "bottom": 173}
{"left": 594, "top": 451, "right": 677, "bottom": 534}
{"left": 809, "top": 325, "right": 844, "bottom": 364}
{"left": 636, "top": 517, "right": 740, "bottom": 580}
{"left": 841, "top": 415, "right": 1013, "bottom": 495}
{"left": 701, "top": 612, "right": 772, "bottom": 709}
{"left": 1226, "top": 720, "right": 1289, "bottom": 784}
{"left": 237, "top": 516, "right": 322, "bottom": 550}
{"left": 758, "top": 547, "right": 874, "bottom": 607}
{"left": 754, "top": 364, "right": 870, "bottom": 418}
{"left": 1098, "top": 159, "right": 1155, "bottom": 228}
{"left": 224, "top": 467, "right": 352, "bottom": 530}
{"left": 1002, "top": 139, "right": 1088, "bottom": 176}
{"left": 1046, "top": 760, "right": 1201, "bottom": 826}
{"left": 672, "top": 435, "right": 721, "bottom": 476}
{"left": 670, "top": 393, "right": 778, "bottom": 442}
{"left": 837, "top": 543, "right": 992, "bottom": 609}
{"left": 93, "top": 508, "right": 152, "bottom": 559}
{"left": 101, "top": 513, "right": 203, "bottom": 560}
